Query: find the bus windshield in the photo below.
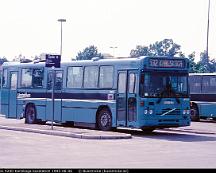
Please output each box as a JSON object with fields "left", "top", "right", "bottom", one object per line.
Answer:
{"left": 140, "top": 72, "right": 188, "bottom": 98}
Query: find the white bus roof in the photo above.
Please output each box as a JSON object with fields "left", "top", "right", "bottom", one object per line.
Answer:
{"left": 189, "top": 73, "right": 216, "bottom": 76}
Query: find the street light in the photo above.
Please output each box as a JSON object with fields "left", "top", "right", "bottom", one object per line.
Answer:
{"left": 206, "top": 0, "right": 210, "bottom": 59}
{"left": 57, "top": 18, "right": 66, "bottom": 57}
{"left": 110, "top": 46, "right": 118, "bottom": 57}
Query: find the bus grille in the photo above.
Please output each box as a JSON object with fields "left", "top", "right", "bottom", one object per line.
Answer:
{"left": 157, "top": 108, "right": 181, "bottom": 116}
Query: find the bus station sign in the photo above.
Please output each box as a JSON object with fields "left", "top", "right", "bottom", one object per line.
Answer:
{"left": 45, "top": 54, "right": 61, "bottom": 68}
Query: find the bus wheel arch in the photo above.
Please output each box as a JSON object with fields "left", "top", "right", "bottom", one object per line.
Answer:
{"left": 25, "top": 103, "right": 37, "bottom": 124}
{"left": 96, "top": 106, "right": 112, "bottom": 131}
{"left": 190, "top": 102, "right": 200, "bottom": 121}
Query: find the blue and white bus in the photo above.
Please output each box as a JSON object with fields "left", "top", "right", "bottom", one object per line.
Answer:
{"left": 189, "top": 73, "right": 216, "bottom": 121}
{"left": 0, "top": 56, "right": 191, "bottom": 131}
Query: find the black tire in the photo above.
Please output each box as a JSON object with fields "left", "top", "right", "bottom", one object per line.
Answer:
{"left": 25, "top": 105, "right": 37, "bottom": 124}
{"left": 141, "top": 127, "right": 155, "bottom": 133}
{"left": 37, "top": 120, "right": 46, "bottom": 125}
{"left": 190, "top": 104, "right": 200, "bottom": 122}
{"left": 62, "top": 121, "right": 74, "bottom": 127}
{"left": 97, "top": 108, "right": 112, "bottom": 131}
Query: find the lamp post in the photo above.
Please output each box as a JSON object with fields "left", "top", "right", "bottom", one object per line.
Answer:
{"left": 57, "top": 19, "right": 66, "bottom": 57}
{"left": 206, "top": 0, "right": 210, "bottom": 59}
{"left": 110, "top": 46, "right": 118, "bottom": 58}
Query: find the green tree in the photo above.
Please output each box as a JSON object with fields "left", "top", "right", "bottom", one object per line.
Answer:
{"left": 196, "top": 51, "right": 216, "bottom": 73}
{"left": 188, "top": 52, "right": 197, "bottom": 73}
{"left": 76, "top": 45, "right": 103, "bottom": 60}
{"left": 130, "top": 45, "right": 149, "bottom": 57}
{"left": 210, "top": 59, "right": 216, "bottom": 72}
{"left": 130, "top": 39, "right": 184, "bottom": 58}
{"left": 0, "top": 56, "right": 8, "bottom": 65}
{"left": 13, "top": 54, "right": 32, "bottom": 63}
{"left": 149, "top": 39, "right": 183, "bottom": 57}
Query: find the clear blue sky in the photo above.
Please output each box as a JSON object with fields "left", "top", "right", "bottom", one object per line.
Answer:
{"left": 0, "top": 0, "right": 215, "bottom": 62}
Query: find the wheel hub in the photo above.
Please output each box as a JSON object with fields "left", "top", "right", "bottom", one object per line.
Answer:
{"left": 101, "top": 113, "right": 109, "bottom": 127}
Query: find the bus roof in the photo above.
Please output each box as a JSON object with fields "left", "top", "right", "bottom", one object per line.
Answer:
{"left": 2, "top": 61, "right": 45, "bottom": 68}
{"left": 189, "top": 73, "right": 216, "bottom": 76}
{"left": 2, "top": 56, "right": 189, "bottom": 69}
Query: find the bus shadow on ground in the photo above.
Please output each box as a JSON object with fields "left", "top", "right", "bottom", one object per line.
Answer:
{"left": 46, "top": 122, "right": 216, "bottom": 142}
{"left": 114, "top": 128, "right": 216, "bottom": 142}
{"left": 195, "top": 119, "right": 216, "bottom": 123}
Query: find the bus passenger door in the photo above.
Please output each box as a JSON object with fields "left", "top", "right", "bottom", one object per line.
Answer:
{"left": 127, "top": 71, "right": 137, "bottom": 127}
{"left": 46, "top": 70, "right": 63, "bottom": 122}
{"left": 117, "top": 71, "right": 127, "bottom": 127}
{"left": 1, "top": 69, "right": 9, "bottom": 116}
{"left": 8, "top": 71, "right": 18, "bottom": 118}
{"left": 117, "top": 71, "right": 138, "bottom": 127}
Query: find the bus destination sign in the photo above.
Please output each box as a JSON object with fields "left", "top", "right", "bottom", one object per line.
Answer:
{"left": 149, "top": 58, "right": 185, "bottom": 68}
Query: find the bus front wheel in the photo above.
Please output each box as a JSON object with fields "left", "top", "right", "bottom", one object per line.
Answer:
{"left": 141, "top": 127, "right": 155, "bottom": 133}
{"left": 25, "top": 105, "right": 37, "bottom": 124}
{"left": 190, "top": 105, "right": 200, "bottom": 122}
{"left": 97, "top": 108, "right": 112, "bottom": 131}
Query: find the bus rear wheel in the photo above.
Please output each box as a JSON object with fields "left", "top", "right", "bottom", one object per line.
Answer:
{"left": 97, "top": 108, "right": 112, "bottom": 131}
{"left": 190, "top": 105, "right": 200, "bottom": 122}
{"left": 25, "top": 105, "right": 37, "bottom": 124}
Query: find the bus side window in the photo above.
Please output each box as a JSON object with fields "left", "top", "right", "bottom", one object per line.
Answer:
{"left": 47, "top": 72, "right": 52, "bottom": 90}
{"left": 21, "top": 68, "right": 32, "bottom": 88}
{"left": 99, "top": 66, "right": 113, "bottom": 88}
{"left": 2, "top": 69, "right": 8, "bottom": 88}
{"left": 55, "top": 71, "right": 63, "bottom": 90}
{"left": 84, "top": 66, "right": 98, "bottom": 88}
{"left": 47, "top": 71, "right": 63, "bottom": 90}
{"left": 209, "top": 76, "right": 216, "bottom": 93}
{"left": 129, "top": 73, "right": 136, "bottom": 93}
{"left": 32, "top": 68, "right": 44, "bottom": 88}
{"left": 67, "top": 66, "right": 83, "bottom": 88}
{"left": 118, "top": 73, "right": 127, "bottom": 93}
{"left": 10, "top": 72, "right": 17, "bottom": 90}
{"left": 189, "top": 75, "right": 202, "bottom": 93}
{"left": 202, "top": 75, "right": 216, "bottom": 93}
{"left": 139, "top": 72, "right": 144, "bottom": 97}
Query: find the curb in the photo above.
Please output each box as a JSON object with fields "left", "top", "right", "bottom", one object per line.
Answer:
{"left": 0, "top": 125, "right": 132, "bottom": 140}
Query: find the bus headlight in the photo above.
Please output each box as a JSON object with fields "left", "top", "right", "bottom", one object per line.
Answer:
{"left": 144, "top": 110, "right": 148, "bottom": 115}
{"left": 144, "top": 109, "right": 153, "bottom": 115}
{"left": 149, "top": 110, "right": 153, "bottom": 115}
{"left": 183, "top": 110, "right": 190, "bottom": 115}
